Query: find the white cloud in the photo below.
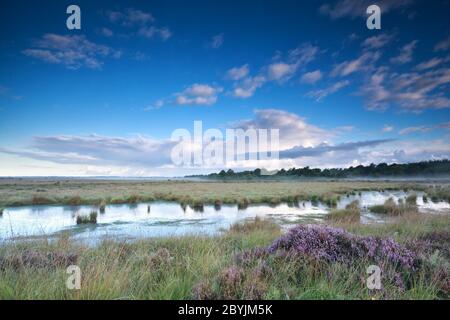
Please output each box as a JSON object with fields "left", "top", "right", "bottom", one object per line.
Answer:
{"left": 210, "top": 33, "right": 224, "bottom": 49}
{"left": 382, "top": 125, "right": 394, "bottom": 133}
{"left": 229, "top": 43, "right": 319, "bottom": 98}
{"left": 399, "top": 122, "right": 450, "bottom": 135}
{"left": 331, "top": 51, "right": 380, "bottom": 77}
{"left": 138, "top": 26, "right": 172, "bottom": 41}
{"left": 106, "top": 8, "right": 154, "bottom": 26}
{"left": 434, "top": 36, "right": 450, "bottom": 52}
{"left": 301, "top": 70, "right": 323, "bottom": 84}
{"left": 23, "top": 34, "right": 121, "bottom": 70}
{"left": 105, "top": 8, "right": 172, "bottom": 41}
{"left": 0, "top": 134, "right": 176, "bottom": 169}
{"left": 231, "top": 109, "right": 332, "bottom": 150}
{"left": 99, "top": 27, "right": 114, "bottom": 37}
{"left": 232, "top": 75, "right": 266, "bottom": 98}
{"left": 361, "top": 66, "right": 450, "bottom": 112}
{"left": 319, "top": 0, "right": 413, "bottom": 19}
{"left": 399, "top": 126, "right": 432, "bottom": 135}
{"left": 226, "top": 64, "right": 249, "bottom": 80}
{"left": 390, "top": 40, "right": 418, "bottom": 64}
{"left": 362, "top": 34, "right": 394, "bottom": 49}
{"left": 306, "top": 80, "right": 350, "bottom": 101}
{"left": 1, "top": 110, "right": 448, "bottom": 175}
{"left": 268, "top": 62, "right": 296, "bottom": 81}
{"left": 175, "top": 84, "right": 222, "bottom": 106}
{"left": 415, "top": 57, "right": 443, "bottom": 71}
{"left": 267, "top": 43, "right": 319, "bottom": 82}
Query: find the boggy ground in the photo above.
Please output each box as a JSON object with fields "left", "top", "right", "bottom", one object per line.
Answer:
{"left": 1, "top": 178, "right": 446, "bottom": 208}
{"left": 0, "top": 213, "right": 448, "bottom": 300}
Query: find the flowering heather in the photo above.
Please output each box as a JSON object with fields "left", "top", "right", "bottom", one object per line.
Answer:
{"left": 217, "top": 265, "right": 245, "bottom": 299}
{"left": 0, "top": 249, "right": 77, "bottom": 271}
{"left": 267, "top": 224, "right": 417, "bottom": 270}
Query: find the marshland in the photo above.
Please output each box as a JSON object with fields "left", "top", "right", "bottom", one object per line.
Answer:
{"left": 0, "top": 178, "right": 449, "bottom": 299}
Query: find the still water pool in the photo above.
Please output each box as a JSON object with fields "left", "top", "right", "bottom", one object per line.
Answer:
{"left": 0, "top": 191, "right": 448, "bottom": 243}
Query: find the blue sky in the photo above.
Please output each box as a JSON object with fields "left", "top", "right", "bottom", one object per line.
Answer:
{"left": 0, "top": 0, "right": 449, "bottom": 176}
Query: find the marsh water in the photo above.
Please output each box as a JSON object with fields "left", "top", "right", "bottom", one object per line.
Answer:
{"left": 0, "top": 190, "right": 449, "bottom": 243}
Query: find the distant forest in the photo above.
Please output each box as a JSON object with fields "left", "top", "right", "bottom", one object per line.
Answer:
{"left": 193, "top": 160, "right": 450, "bottom": 179}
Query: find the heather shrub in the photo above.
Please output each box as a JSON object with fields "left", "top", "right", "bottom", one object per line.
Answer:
{"left": 193, "top": 280, "right": 214, "bottom": 299}
{"left": 267, "top": 225, "right": 417, "bottom": 269}
{"left": 217, "top": 265, "right": 245, "bottom": 299}
{"left": 234, "top": 224, "right": 421, "bottom": 294}
{"left": 148, "top": 248, "right": 172, "bottom": 268}
{"left": 193, "top": 263, "right": 270, "bottom": 300}
{"left": 0, "top": 249, "right": 77, "bottom": 271}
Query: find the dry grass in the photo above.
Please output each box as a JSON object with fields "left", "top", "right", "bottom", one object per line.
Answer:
{"left": 0, "top": 178, "right": 416, "bottom": 207}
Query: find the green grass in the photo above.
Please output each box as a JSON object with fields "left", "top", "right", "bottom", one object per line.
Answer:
{"left": 369, "top": 197, "right": 418, "bottom": 216}
{"left": 0, "top": 214, "right": 448, "bottom": 300}
{"left": 76, "top": 211, "right": 98, "bottom": 225}
{"left": 0, "top": 178, "right": 421, "bottom": 207}
{"left": 327, "top": 200, "right": 360, "bottom": 223}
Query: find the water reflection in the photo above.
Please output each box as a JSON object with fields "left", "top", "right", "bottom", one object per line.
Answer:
{"left": 0, "top": 191, "right": 448, "bottom": 243}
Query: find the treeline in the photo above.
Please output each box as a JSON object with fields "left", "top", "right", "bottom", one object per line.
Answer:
{"left": 198, "top": 160, "right": 450, "bottom": 179}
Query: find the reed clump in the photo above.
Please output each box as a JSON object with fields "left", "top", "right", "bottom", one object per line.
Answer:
{"left": 98, "top": 200, "right": 106, "bottom": 214}
{"left": 237, "top": 198, "right": 250, "bottom": 210}
{"left": 76, "top": 211, "right": 98, "bottom": 225}
{"left": 327, "top": 200, "right": 360, "bottom": 223}
{"left": 214, "top": 199, "right": 222, "bottom": 211}
{"left": 369, "top": 197, "right": 418, "bottom": 216}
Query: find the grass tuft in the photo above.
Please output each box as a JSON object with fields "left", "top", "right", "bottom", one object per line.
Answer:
{"left": 327, "top": 200, "right": 360, "bottom": 223}
{"left": 369, "top": 197, "right": 418, "bottom": 216}
{"left": 76, "top": 211, "right": 98, "bottom": 225}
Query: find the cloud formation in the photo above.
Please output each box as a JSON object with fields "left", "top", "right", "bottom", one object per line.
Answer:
{"left": 306, "top": 80, "right": 350, "bottom": 101}
{"left": 1, "top": 109, "right": 449, "bottom": 175}
{"left": 434, "top": 36, "right": 450, "bottom": 52}
{"left": 362, "top": 34, "right": 394, "bottom": 49}
{"left": 301, "top": 70, "right": 323, "bottom": 84}
{"left": 226, "top": 64, "right": 249, "bottom": 80}
{"left": 231, "top": 43, "right": 319, "bottom": 98}
{"left": 105, "top": 8, "right": 172, "bottom": 41}
{"left": 399, "top": 122, "right": 450, "bottom": 135}
{"left": 175, "top": 84, "right": 222, "bottom": 106}
{"left": 361, "top": 65, "right": 450, "bottom": 111}
{"left": 210, "top": 33, "right": 224, "bottom": 49}
{"left": 23, "top": 34, "right": 121, "bottom": 70}
{"left": 390, "top": 40, "right": 418, "bottom": 64}
{"left": 231, "top": 109, "right": 332, "bottom": 150}
{"left": 319, "top": 0, "right": 413, "bottom": 19}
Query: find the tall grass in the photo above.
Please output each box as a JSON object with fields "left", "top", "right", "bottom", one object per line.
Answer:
{"left": 369, "top": 197, "right": 418, "bottom": 216}
{"left": 0, "top": 214, "right": 448, "bottom": 300}
{"left": 327, "top": 200, "right": 360, "bottom": 223}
